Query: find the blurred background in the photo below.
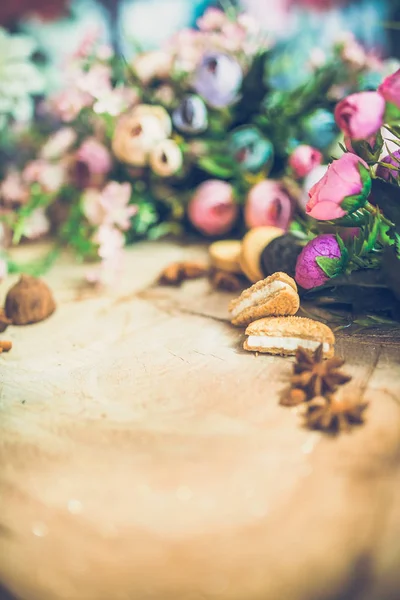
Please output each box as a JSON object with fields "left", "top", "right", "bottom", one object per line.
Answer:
{"left": 1, "top": 0, "right": 400, "bottom": 93}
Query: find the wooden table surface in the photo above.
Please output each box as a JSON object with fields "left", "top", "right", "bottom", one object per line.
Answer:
{"left": 0, "top": 241, "right": 400, "bottom": 600}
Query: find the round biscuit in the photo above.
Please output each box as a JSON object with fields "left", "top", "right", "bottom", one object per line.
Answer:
{"left": 240, "top": 227, "right": 284, "bottom": 283}
{"left": 209, "top": 240, "right": 242, "bottom": 274}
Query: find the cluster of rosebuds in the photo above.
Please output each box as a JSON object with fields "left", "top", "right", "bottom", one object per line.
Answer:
{"left": 295, "top": 69, "right": 400, "bottom": 291}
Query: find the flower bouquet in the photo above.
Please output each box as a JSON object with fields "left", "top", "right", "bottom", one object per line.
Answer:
{"left": 0, "top": 7, "right": 399, "bottom": 319}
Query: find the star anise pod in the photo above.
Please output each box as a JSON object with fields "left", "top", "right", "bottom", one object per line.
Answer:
{"left": 303, "top": 395, "right": 368, "bottom": 433}
{"left": 280, "top": 387, "right": 307, "bottom": 407}
{"left": 209, "top": 268, "right": 244, "bottom": 292}
{"left": 291, "top": 344, "right": 352, "bottom": 399}
{"left": 158, "top": 261, "right": 208, "bottom": 286}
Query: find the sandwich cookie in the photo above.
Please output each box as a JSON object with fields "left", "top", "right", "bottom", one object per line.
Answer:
{"left": 240, "top": 226, "right": 284, "bottom": 283}
{"left": 244, "top": 316, "right": 335, "bottom": 358}
{"left": 229, "top": 272, "right": 299, "bottom": 326}
{"left": 209, "top": 240, "right": 242, "bottom": 274}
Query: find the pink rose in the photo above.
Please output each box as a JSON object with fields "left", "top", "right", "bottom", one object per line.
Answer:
{"left": 378, "top": 69, "right": 400, "bottom": 109}
{"left": 245, "top": 180, "right": 292, "bottom": 230}
{"left": 289, "top": 145, "right": 323, "bottom": 179}
{"left": 334, "top": 91, "right": 385, "bottom": 140}
{"left": 188, "top": 180, "right": 238, "bottom": 236}
{"left": 306, "top": 153, "right": 371, "bottom": 221}
{"left": 76, "top": 138, "right": 112, "bottom": 175}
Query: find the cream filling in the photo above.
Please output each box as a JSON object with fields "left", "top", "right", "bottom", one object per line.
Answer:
{"left": 230, "top": 281, "right": 289, "bottom": 319}
{"left": 247, "top": 336, "right": 329, "bottom": 353}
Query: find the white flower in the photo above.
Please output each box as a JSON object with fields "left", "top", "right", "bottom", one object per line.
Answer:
{"left": 0, "top": 28, "right": 44, "bottom": 125}
{"left": 22, "top": 208, "right": 50, "bottom": 240}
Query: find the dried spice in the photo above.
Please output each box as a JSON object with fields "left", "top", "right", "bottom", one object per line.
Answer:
{"left": 280, "top": 388, "right": 307, "bottom": 407}
{"left": 5, "top": 275, "right": 56, "bottom": 326}
{"left": 0, "top": 340, "right": 12, "bottom": 353}
{"left": 158, "top": 261, "right": 208, "bottom": 286}
{"left": 291, "top": 344, "right": 352, "bottom": 399}
{"left": 0, "top": 309, "right": 12, "bottom": 333}
{"left": 209, "top": 268, "right": 244, "bottom": 292}
{"left": 303, "top": 395, "right": 368, "bottom": 433}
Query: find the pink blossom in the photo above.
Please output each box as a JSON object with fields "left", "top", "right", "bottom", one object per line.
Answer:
{"left": 41, "top": 128, "right": 77, "bottom": 160}
{"left": 334, "top": 91, "right": 385, "bottom": 140}
{"left": 23, "top": 160, "right": 66, "bottom": 194}
{"left": 197, "top": 8, "right": 227, "bottom": 31}
{"left": 378, "top": 69, "right": 400, "bottom": 109}
{"left": 73, "top": 27, "right": 101, "bottom": 58}
{"left": 100, "top": 182, "right": 137, "bottom": 230}
{"left": 289, "top": 145, "right": 323, "bottom": 179}
{"left": 306, "top": 153, "right": 371, "bottom": 221}
{"left": 76, "top": 138, "right": 112, "bottom": 175}
{"left": 75, "top": 64, "right": 112, "bottom": 99}
{"left": 188, "top": 180, "right": 238, "bottom": 236}
{"left": 82, "top": 182, "right": 136, "bottom": 231}
{"left": 82, "top": 189, "right": 104, "bottom": 226}
{"left": 245, "top": 180, "right": 293, "bottom": 230}
{"left": 51, "top": 88, "right": 92, "bottom": 122}
{"left": 340, "top": 37, "right": 366, "bottom": 70}
{"left": 94, "top": 225, "right": 125, "bottom": 260}
{"left": 0, "top": 171, "right": 29, "bottom": 205}
{"left": 22, "top": 208, "right": 50, "bottom": 240}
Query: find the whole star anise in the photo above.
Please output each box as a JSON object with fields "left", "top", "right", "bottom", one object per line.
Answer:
{"left": 291, "top": 344, "right": 352, "bottom": 399}
{"left": 303, "top": 395, "right": 368, "bottom": 433}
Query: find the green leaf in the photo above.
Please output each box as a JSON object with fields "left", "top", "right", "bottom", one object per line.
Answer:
{"left": 198, "top": 156, "right": 233, "bottom": 178}
{"left": 315, "top": 256, "right": 343, "bottom": 278}
{"left": 384, "top": 101, "right": 400, "bottom": 124}
{"left": 340, "top": 163, "right": 371, "bottom": 214}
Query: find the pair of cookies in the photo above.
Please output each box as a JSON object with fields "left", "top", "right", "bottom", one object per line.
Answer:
{"left": 229, "top": 272, "right": 334, "bottom": 358}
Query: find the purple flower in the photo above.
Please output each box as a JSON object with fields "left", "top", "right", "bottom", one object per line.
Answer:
{"left": 193, "top": 53, "right": 243, "bottom": 108}
{"left": 295, "top": 234, "right": 342, "bottom": 290}
{"left": 376, "top": 150, "right": 400, "bottom": 183}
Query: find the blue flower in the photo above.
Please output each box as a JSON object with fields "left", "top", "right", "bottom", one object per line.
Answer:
{"left": 173, "top": 95, "right": 208, "bottom": 134}
{"left": 302, "top": 109, "right": 338, "bottom": 150}
{"left": 229, "top": 126, "right": 274, "bottom": 173}
{"left": 193, "top": 53, "right": 243, "bottom": 109}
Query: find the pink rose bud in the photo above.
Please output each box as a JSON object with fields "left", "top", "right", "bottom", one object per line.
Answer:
{"left": 245, "top": 180, "right": 292, "bottom": 230}
{"left": 306, "top": 153, "right": 371, "bottom": 221}
{"left": 378, "top": 68, "right": 400, "bottom": 109}
{"left": 295, "top": 234, "right": 343, "bottom": 290}
{"left": 334, "top": 91, "right": 385, "bottom": 140}
{"left": 188, "top": 180, "right": 238, "bottom": 236}
{"left": 289, "top": 145, "right": 323, "bottom": 179}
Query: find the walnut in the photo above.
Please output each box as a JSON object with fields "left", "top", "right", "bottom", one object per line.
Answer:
{"left": 5, "top": 275, "right": 56, "bottom": 326}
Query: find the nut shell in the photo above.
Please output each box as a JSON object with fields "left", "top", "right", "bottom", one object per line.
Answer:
{"left": 5, "top": 275, "right": 56, "bottom": 326}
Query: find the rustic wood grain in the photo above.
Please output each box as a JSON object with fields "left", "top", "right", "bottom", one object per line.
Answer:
{"left": 0, "top": 241, "right": 399, "bottom": 600}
